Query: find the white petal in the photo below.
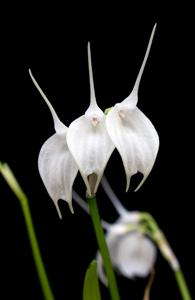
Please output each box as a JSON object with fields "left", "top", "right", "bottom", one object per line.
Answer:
{"left": 107, "top": 230, "right": 156, "bottom": 279}
{"left": 106, "top": 24, "right": 159, "bottom": 191}
{"left": 67, "top": 43, "right": 114, "bottom": 195}
{"left": 38, "top": 133, "right": 78, "bottom": 218}
{"left": 106, "top": 107, "right": 159, "bottom": 191}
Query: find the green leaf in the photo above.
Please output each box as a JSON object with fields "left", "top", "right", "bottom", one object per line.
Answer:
{"left": 0, "top": 162, "right": 55, "bottom": 300}
{"left": 83, "top": 260, "right": 101, "bottom": 300}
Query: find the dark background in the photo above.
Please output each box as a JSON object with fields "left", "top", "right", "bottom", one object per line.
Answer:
{"left": 0, "top": 2, "right": 194, "bottom": 300}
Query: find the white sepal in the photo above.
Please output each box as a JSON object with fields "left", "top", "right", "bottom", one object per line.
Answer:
{"left": 29, "top": 69, "right": 66, "bottom": 134}
{"left": 38, "top": 134, "right": 78, "bottom": 218}
{"left": 67, "top": 43, "right": 114, "bottom": 196}
{"left": 122, "top": 23, "right": 157, "bottom": 109}
{"left": 106, "top": 107, "right": 159, "bottom": 191}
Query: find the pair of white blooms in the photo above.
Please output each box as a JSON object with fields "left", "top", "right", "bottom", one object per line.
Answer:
{"left": 29, "top": 24, "right": 159, "bottom": 218}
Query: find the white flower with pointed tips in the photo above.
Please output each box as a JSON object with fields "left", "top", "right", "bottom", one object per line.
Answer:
{"left": 73, "top": 176, "right": 157, "bottom": 285}
{"left": 106, "top": 24, "right": 159, "bottom": 191}
{"left": 67, "top": 44, "right": 115, "bottom": 197}
{"left": 29, "top": 70, "right": 78, "bottom": 218}
{"left": 97, "top": 176, "right": 156, "bottom": 285}
{"left": 97, "top": 220, "right": 156, "bottom": 285}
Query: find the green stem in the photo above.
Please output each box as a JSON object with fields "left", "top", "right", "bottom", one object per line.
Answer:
{"left": 88, "top": 196, "right": 120, "bottom": 300}
{"left": 0, "top": 163, "right": 55, "bottom": 300}
{"left": 175, "top": 269, "right": 191, "bottom": 300}
{"left": 139, "top": 212, "right": 192, "bottom": 300}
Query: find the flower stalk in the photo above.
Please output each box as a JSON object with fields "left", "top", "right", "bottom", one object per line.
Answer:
{"left": 88, "top": 196, "right": 120, "bottom": 300}
{"left": 174, "top": 269, "right": 191, "bottom": 300}
{"left": 138, "top": 212, "right": 191, "bottom": 300}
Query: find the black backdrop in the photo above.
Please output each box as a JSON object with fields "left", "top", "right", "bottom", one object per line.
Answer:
{"left": 0, "top": 2, "right": 194, "bottom": 300}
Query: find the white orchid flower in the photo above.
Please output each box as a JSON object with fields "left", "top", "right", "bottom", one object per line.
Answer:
{"left": 96, "top": 176, "right": 156, "bottom": 285}
{"left": 67, "top": 43, "right": 115, "bottom": 197}
{"left": 30, "top": 24, "right": 159, "bottom": 216}
{"left": 106, "top": 24, "right": 159, "bottom": 191}
{"left": 29, "top": 70, "right": 78, "bottom": 218}
{"left": 73, "top": 176, "right": 156, "bottom": 285}
{"left": 97, "top": 227, "right": 156, "bottom": 285}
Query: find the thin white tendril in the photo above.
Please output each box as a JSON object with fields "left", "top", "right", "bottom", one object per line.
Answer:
{"left": 72, "top": 190, "right": 111, "bottom": 230}
{"left": 101, "top": 175, "right": 128, "bottom": 216}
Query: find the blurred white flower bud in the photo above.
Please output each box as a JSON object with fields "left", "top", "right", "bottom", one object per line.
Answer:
{"left": 97, "top": 217, "right": 156, "bottom": 285}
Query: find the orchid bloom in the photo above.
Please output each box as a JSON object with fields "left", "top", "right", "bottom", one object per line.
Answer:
{"left": 106, "top": 24, "right": 159, "bottom": 191}
{"left": 97, "top": 177, "right": 156, "bottom": 285}
{"left": 97, "top": 225, "right": 156, "bottom": 285}
{"left": 29, "top": 70, "right": 78, "bottom": 218}
{"left": 73, "top": 176, "right": 157, "bottom": 285}
{"left": 66, "top": 44, "right": 115, "bottom": 197}
{"left": 29, "top": 24, "right": 159, "bottom": 217}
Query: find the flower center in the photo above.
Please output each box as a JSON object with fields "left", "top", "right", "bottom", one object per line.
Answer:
{"left": 91, "top": 114, "right": 100, "bottom": 127}
{"left": 87, "top": 173, "right": 98, "bottom": 196}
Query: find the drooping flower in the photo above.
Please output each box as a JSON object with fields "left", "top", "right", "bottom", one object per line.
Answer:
{"left": 29, "top": 70, "right": 78, "bottom": 218}
{"left": 106, "top": 24, "right": 159, "bottom": 191}
{"left": 73, "top": 176, "right": 157, "bottom": 285}
{"left": 67, "top": 43, "right": 115, "bottom": 197}
{"left": 96, "top": 176, "right": 156, "bottom": 285}
{"left": 96, "top": 218, "right": 156, "bottom": 285}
